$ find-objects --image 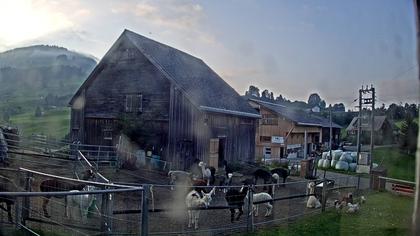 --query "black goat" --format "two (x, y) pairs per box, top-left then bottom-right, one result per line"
(253, 169), (272, 189)
(270, 168), (290, 186)
(0, 175), (18, 223)
(225, 185), (249, 222)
